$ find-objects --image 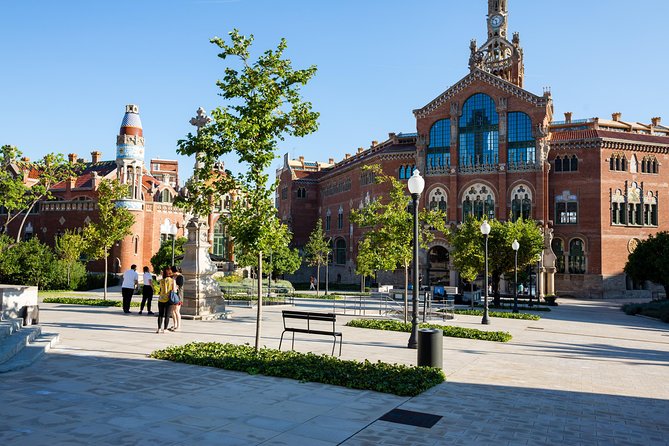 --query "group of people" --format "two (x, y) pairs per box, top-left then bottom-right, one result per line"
(120, 264), (184, 333)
